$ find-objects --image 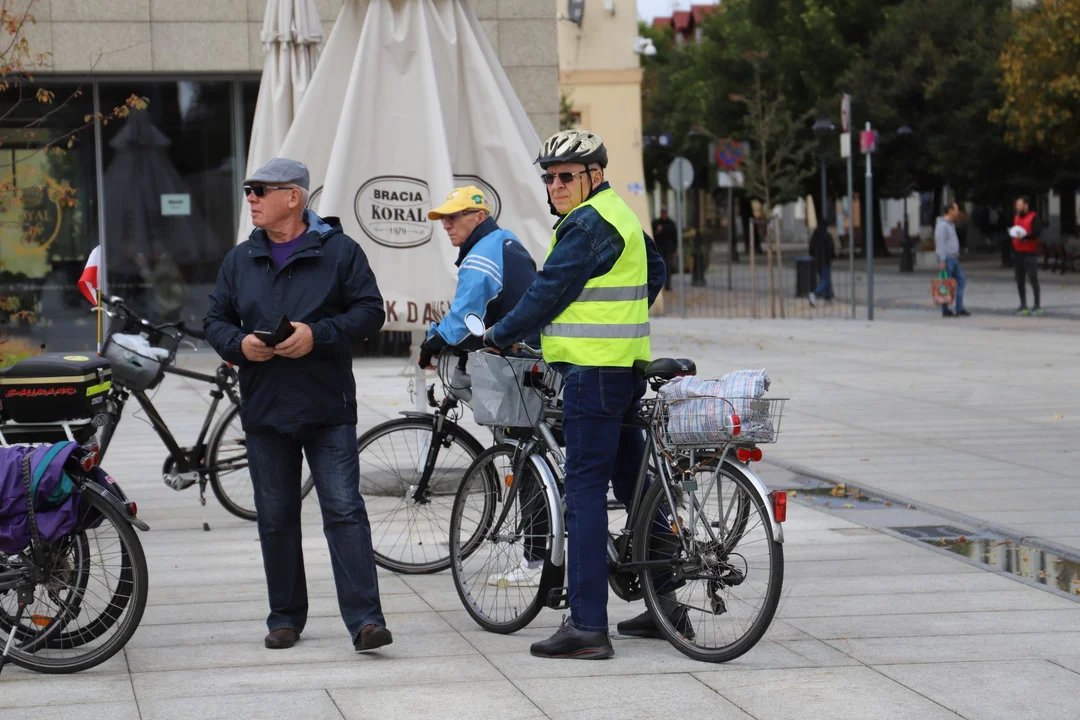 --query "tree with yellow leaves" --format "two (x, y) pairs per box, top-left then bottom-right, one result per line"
(994, 0), (1080, 159)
